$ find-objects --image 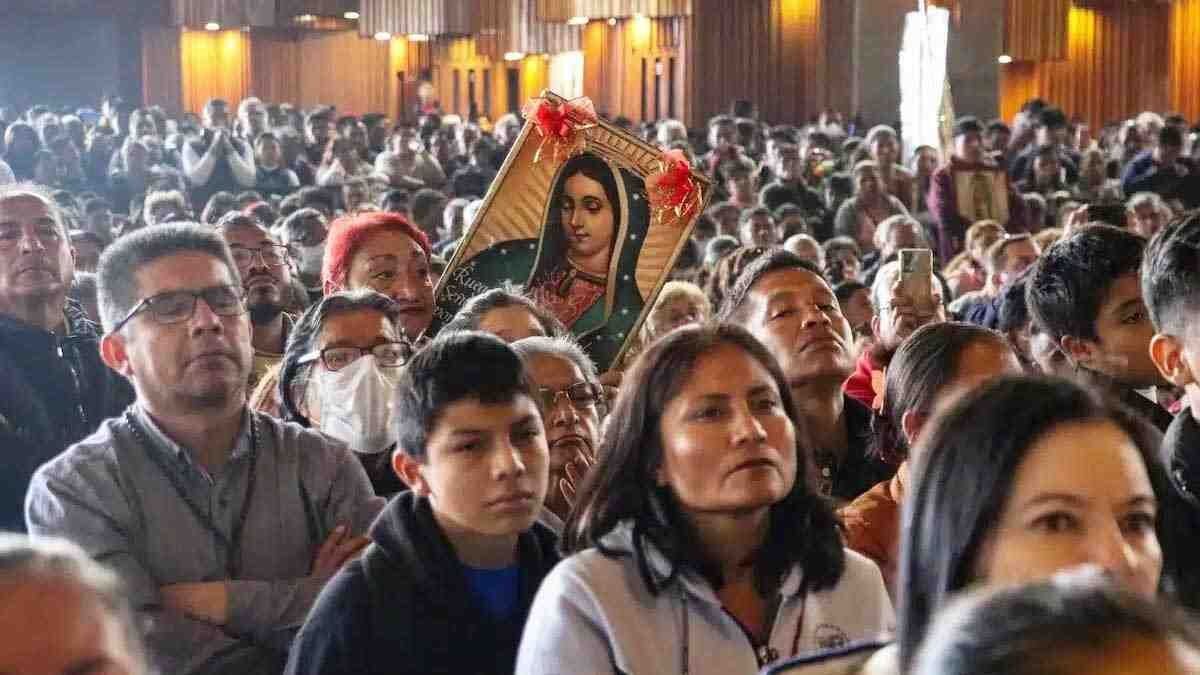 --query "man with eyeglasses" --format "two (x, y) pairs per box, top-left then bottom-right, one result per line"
(26, 223), (384, 675)
(0, 184), (133, 532)
(217, 213), (297, 391)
